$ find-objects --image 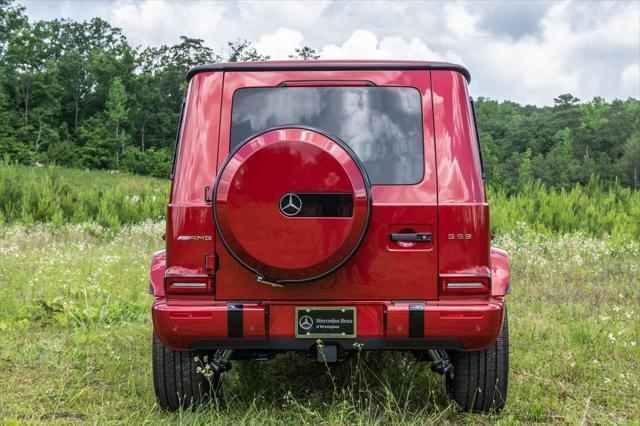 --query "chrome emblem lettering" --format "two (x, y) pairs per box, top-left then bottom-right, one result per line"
(177, 235), (213, 241)
(448, 233), (472, 240)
